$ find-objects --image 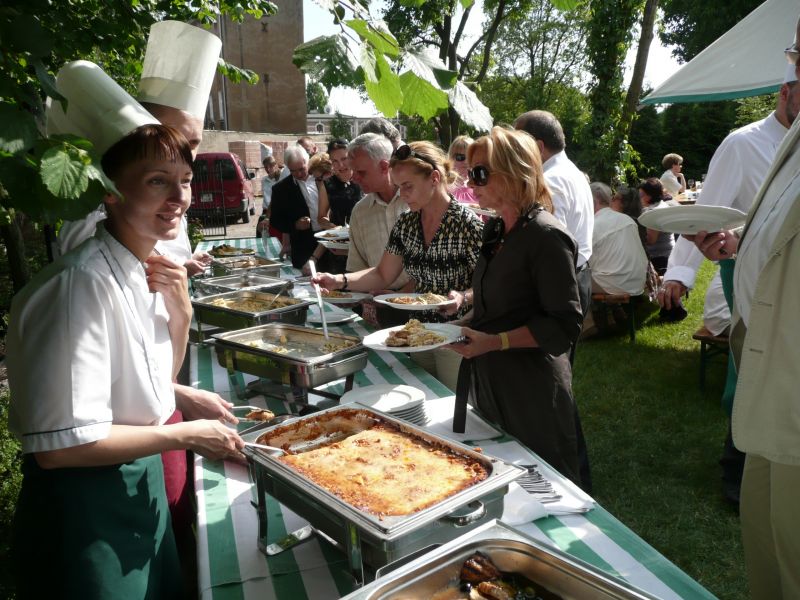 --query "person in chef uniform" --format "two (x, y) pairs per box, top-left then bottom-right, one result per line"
(50, 21), (235, 592)
(8, 60), (244, 599)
